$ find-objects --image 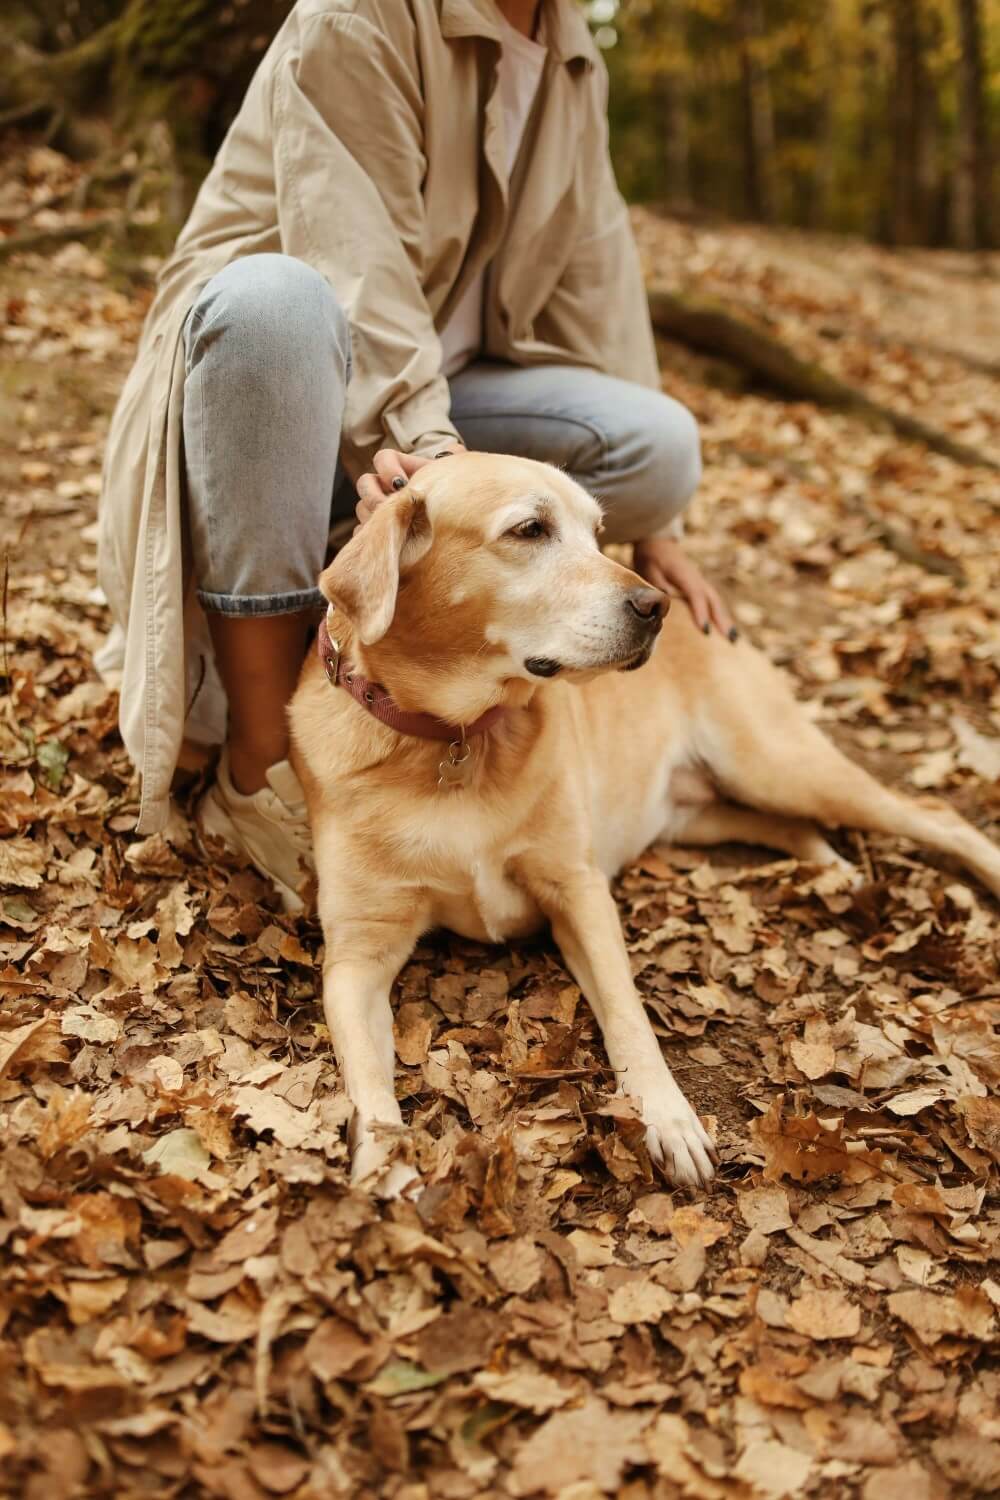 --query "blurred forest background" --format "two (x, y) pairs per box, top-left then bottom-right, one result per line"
(601, 0), (998, 249)
(0, 0), (996, 249)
